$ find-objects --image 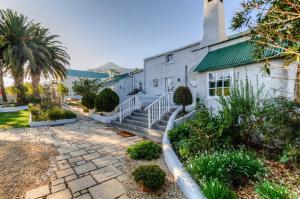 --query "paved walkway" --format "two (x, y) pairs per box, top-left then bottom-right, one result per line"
(0, 120), (143, 199)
